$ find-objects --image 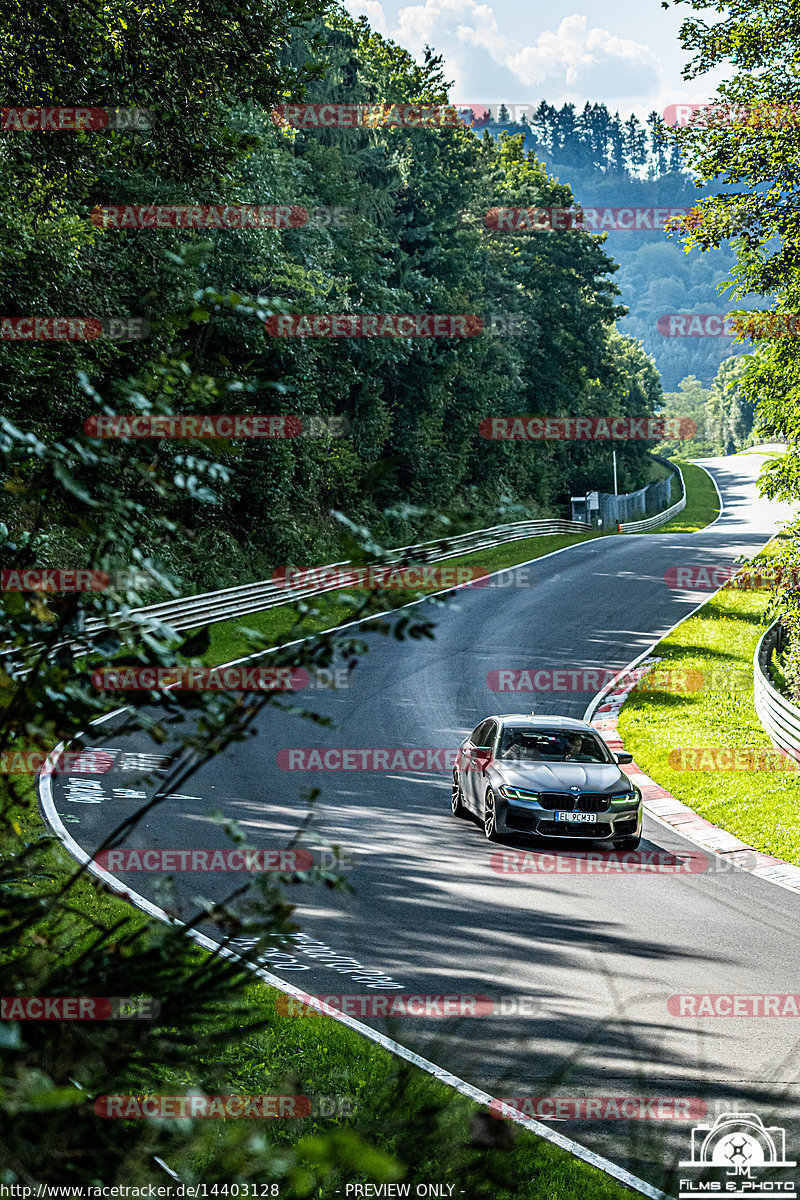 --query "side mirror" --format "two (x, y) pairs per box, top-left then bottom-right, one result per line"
(471, 748), (493, 770)
(614, 751), (633, 765)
